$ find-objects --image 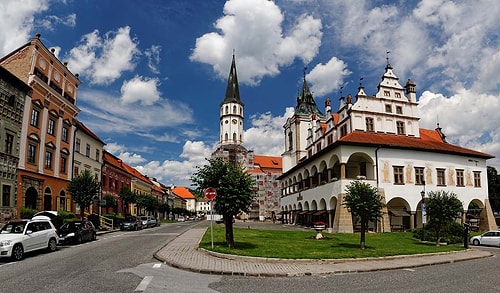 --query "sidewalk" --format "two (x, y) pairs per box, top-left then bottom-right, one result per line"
(154, 226), (493, 277)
